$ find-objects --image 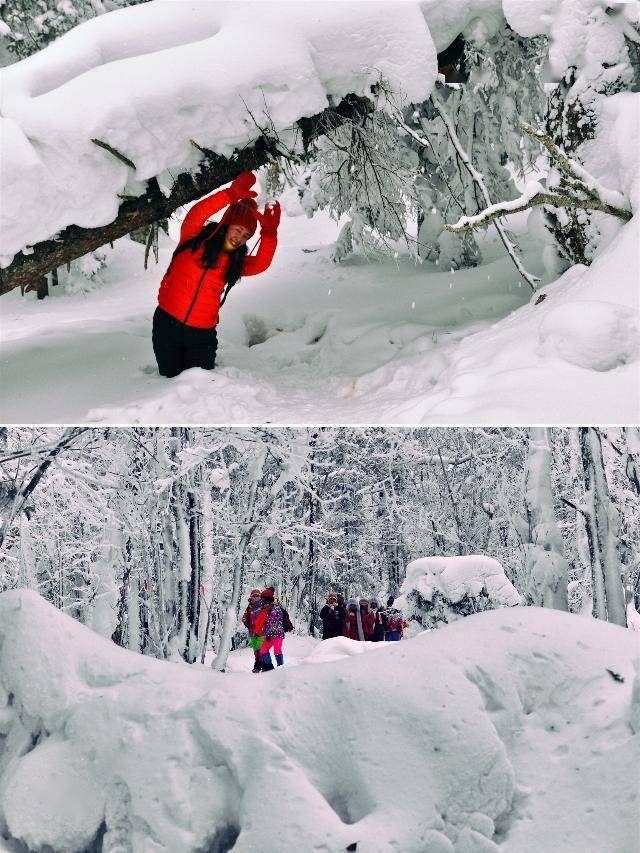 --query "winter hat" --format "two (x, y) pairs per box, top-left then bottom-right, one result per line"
(224, 198), (258, 237)
(249, 588), (261, 600)
(328, 592), (338, 603)
(347, 597), (358, 609)
(261, 586), (275, 602)
(369, 596), (379, 608)
(359, 598), (369, 608)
